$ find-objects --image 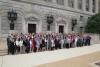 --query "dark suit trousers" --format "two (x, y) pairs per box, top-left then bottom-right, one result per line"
(66, 43), (69, 48)
(8, 46), (11, 54)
